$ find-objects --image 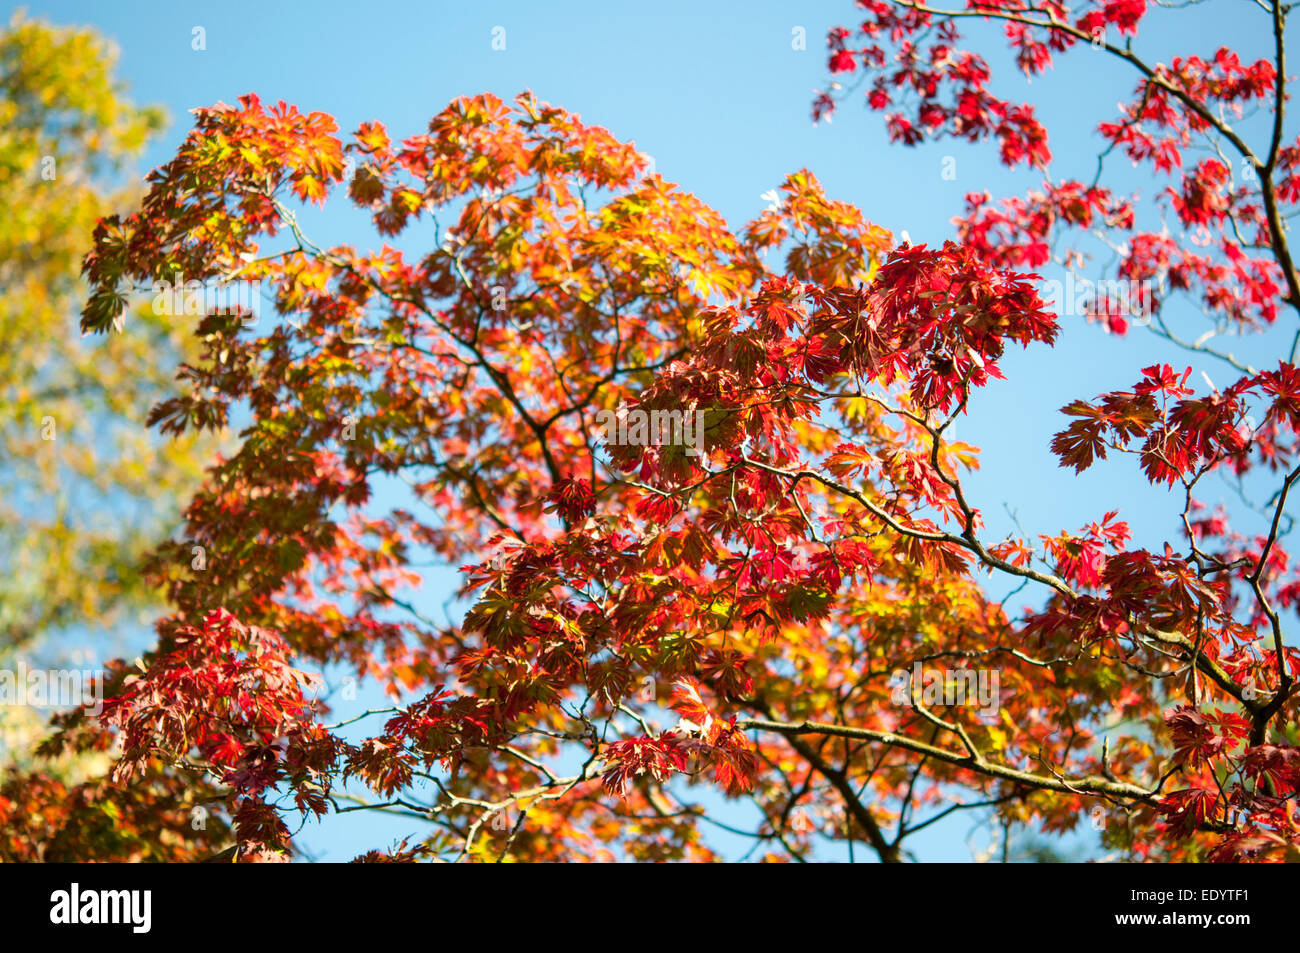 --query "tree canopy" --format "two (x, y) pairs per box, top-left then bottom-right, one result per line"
(4, 0), (1300, 864)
